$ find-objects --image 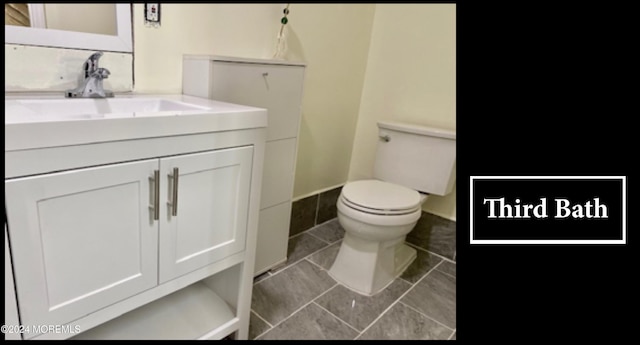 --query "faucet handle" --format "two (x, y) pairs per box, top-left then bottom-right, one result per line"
(83, 51), (104, 77)
(88, 51), (104, 62)
(92, 67), (110, 79)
